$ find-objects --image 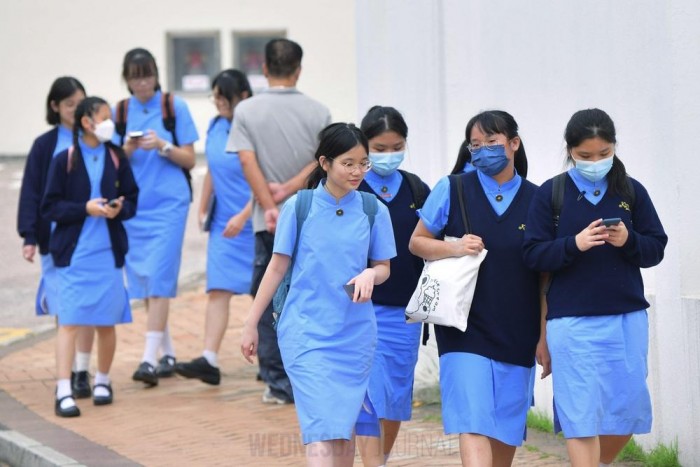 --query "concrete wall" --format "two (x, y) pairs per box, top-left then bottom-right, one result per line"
(356, 0), (699, 463)
(0, 0), (357, 156)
